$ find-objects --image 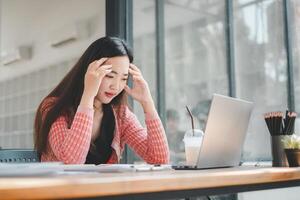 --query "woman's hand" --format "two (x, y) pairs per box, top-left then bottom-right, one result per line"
(124, 64), (156, 114)
(80, 58), (112, 108)
(83, 58), (112, 97)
